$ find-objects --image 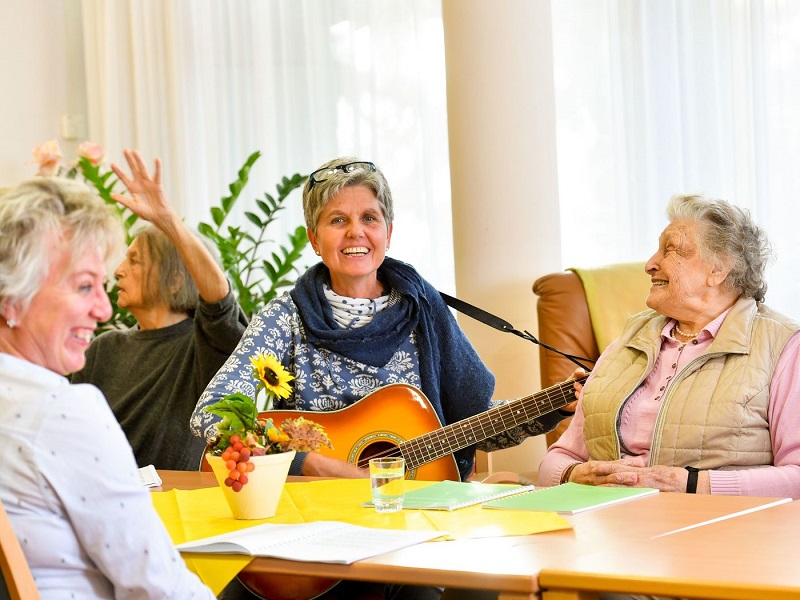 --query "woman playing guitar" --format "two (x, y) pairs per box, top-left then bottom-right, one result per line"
(191, 157), (577, 600)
